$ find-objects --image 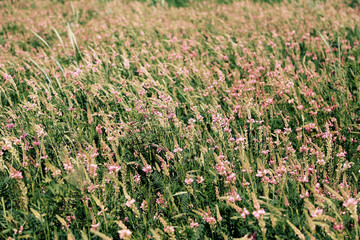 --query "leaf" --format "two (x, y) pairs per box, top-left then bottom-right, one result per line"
(67, 232), (76, 240)
(90, 230), (112, 240)
(317, 30), (337, 74)
(29, 58), (52, 86)
(52, 28), (64, 48)
(30, 208), (43, 223)
(18, 235), (32, 239)
(67, 22), (78, 54)
(80, 230), (89, 240)
(313, 221), (338, 240)
(173, 191), (188, 197)
(257, 199), (284, 215)
(92, 195), (104, 209)
(150, 229), (162, 240)
(233, 235), (253, 240)
(324, 184), (344, 201)
(286, 220), (305, 240)
(56, 215), (67, 226)
(192, 209), (205, 217)
(173, 213), (186, 218)
(31, 30), (52, 51)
